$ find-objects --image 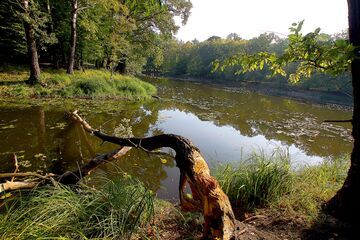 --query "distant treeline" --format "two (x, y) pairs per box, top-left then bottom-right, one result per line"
(145, 32), (352, 94)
